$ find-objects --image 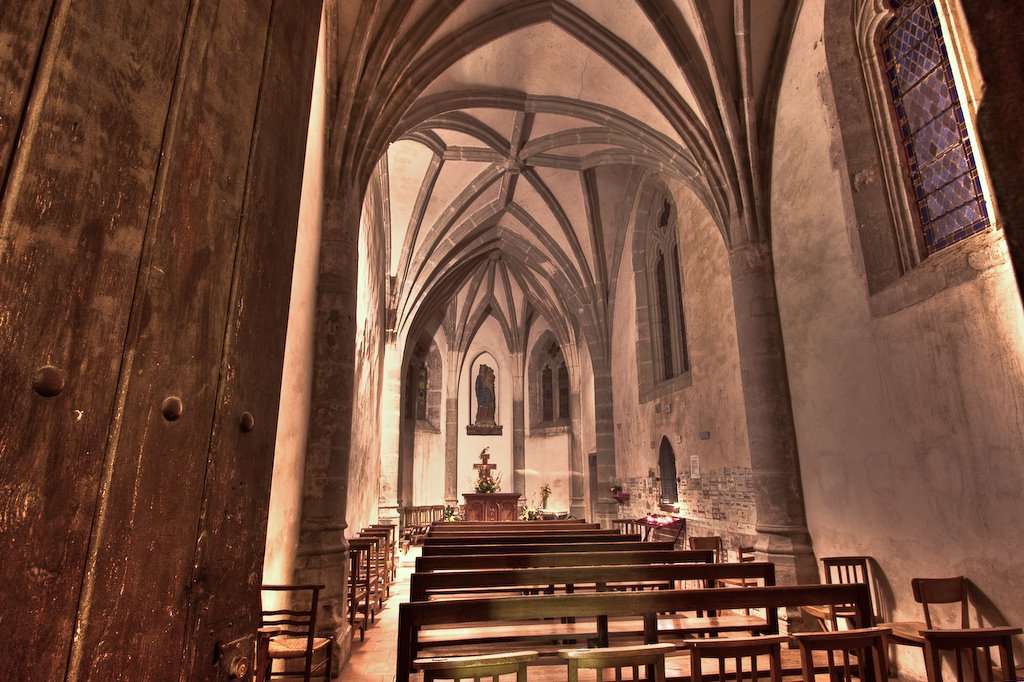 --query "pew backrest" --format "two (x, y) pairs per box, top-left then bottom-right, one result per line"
(415, 548), (709, 572)
(410, 561), (776, 602)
